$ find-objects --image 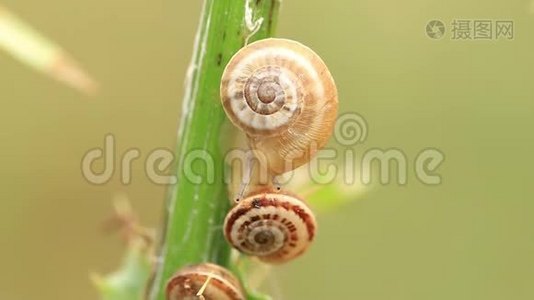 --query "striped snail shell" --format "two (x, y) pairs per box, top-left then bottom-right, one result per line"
(223, 189), (316, 264)
(166, 263), (245, 300)
(220, 38), (338, 175)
